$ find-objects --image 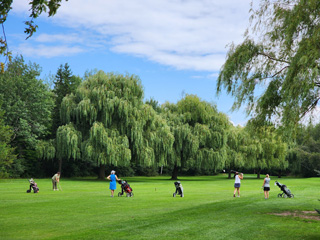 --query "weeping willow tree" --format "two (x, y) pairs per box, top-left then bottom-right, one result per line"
(244, 123), (288, 178)
(224, 125), (247, 178)
(55, 71), (173, 178)
(36, 139), (56, 161)
(162, 95), (229, 179)
(217, 0), (320, 138)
